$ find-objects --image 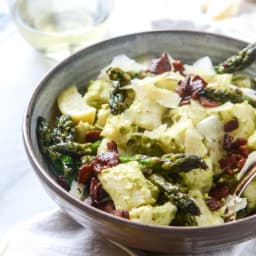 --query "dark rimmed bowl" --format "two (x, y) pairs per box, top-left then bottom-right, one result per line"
(23, 31), (256, 254)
